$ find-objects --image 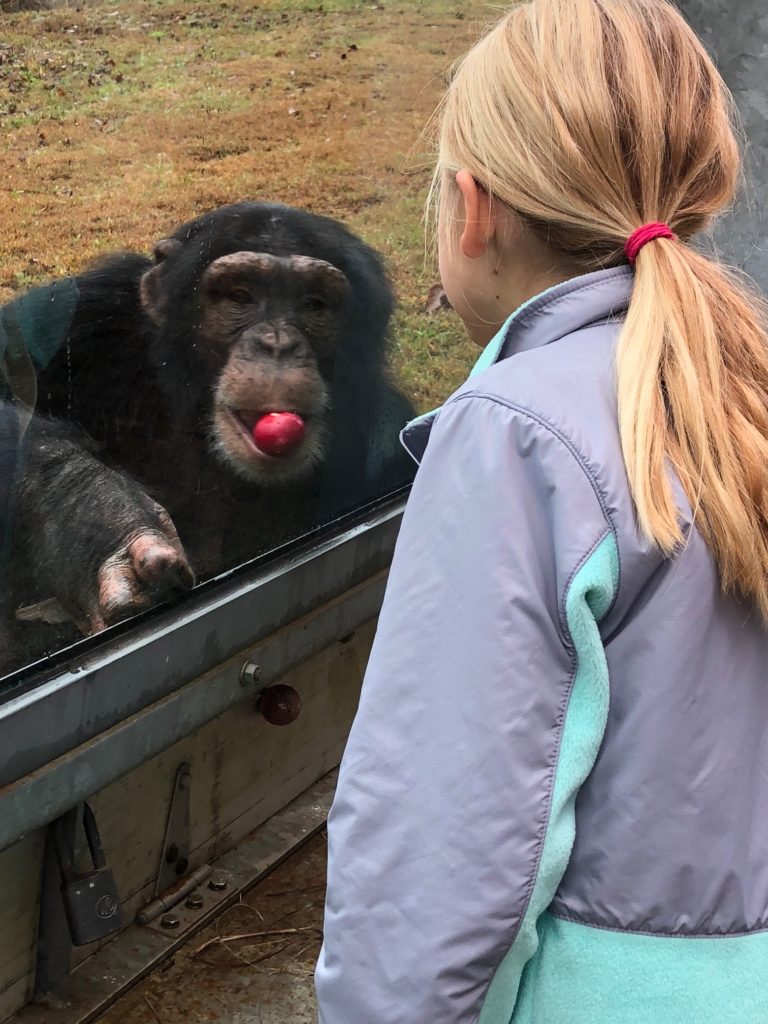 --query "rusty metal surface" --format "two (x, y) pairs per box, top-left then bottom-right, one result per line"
(96, 833), (327, 1024)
